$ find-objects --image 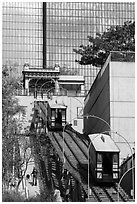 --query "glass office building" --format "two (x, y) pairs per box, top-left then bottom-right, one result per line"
(2, 2), (43, 76)
(2, 2), (135, 90)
